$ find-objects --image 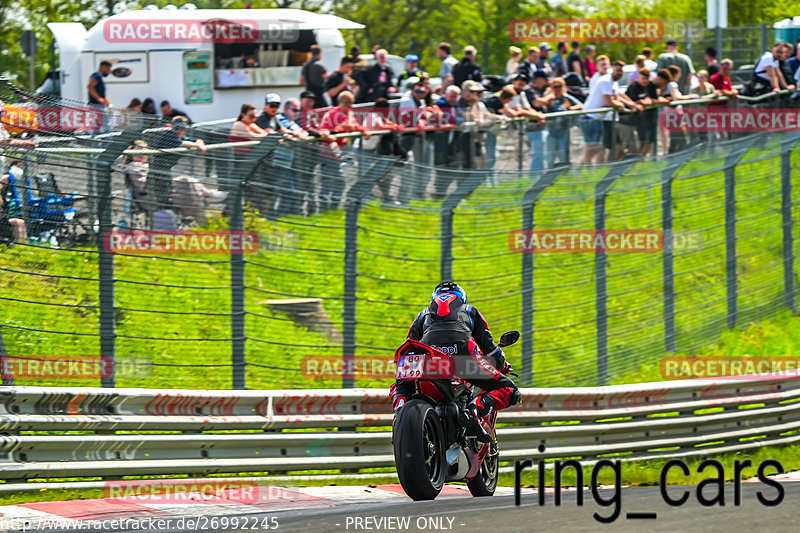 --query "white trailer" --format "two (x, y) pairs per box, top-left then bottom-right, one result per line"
(46, 6), (364, 123)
